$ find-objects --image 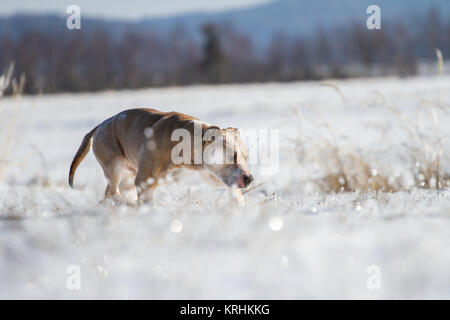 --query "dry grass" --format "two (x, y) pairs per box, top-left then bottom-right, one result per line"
(290, 80), (449, 194)
(0, 63), (27, 180)
(436, 49), (444, 74)
(317, 146), (399, 193)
